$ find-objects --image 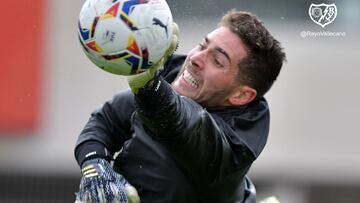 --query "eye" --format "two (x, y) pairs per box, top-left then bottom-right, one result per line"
(198, 42), (206, 50)
(214, 57), (224, 68)
(198, 38), (207, 51)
